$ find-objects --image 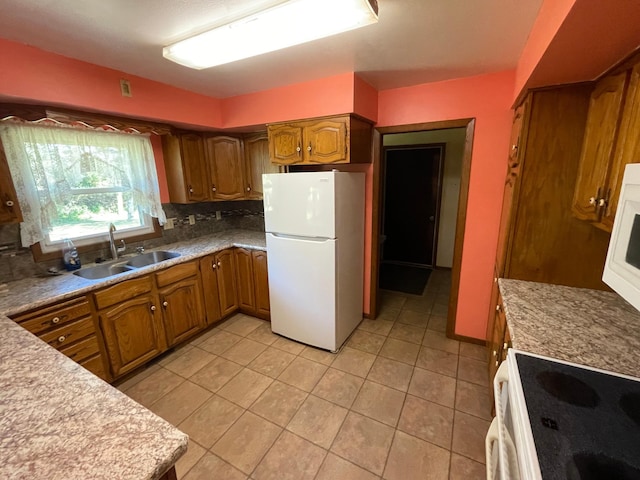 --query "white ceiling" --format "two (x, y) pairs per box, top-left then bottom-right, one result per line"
(0, 0), (543, 98)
